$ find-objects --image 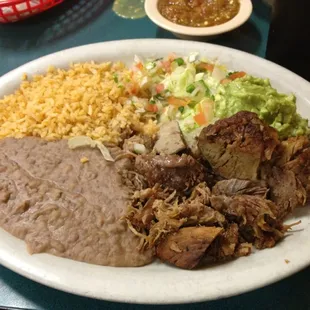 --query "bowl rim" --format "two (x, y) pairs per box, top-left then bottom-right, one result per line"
(144, 0), (253, 36)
